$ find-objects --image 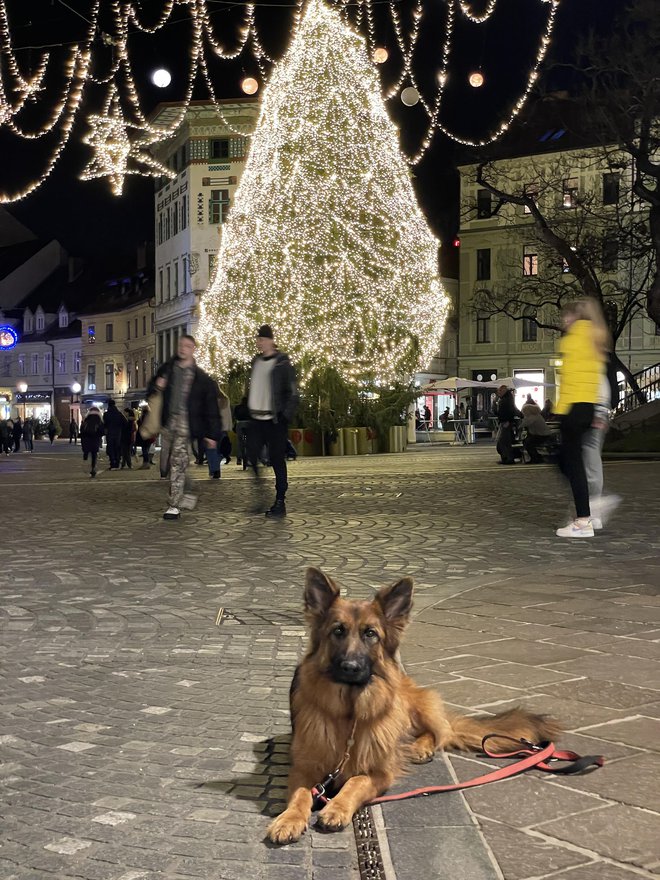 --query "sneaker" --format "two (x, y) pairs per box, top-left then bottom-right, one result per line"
(212, 471), (220, 479)
(180, 494), (197, 510)
(556, 520), (595, 538)
(163, 506), (180, 520)
(590, 494), (621, 525)
(90, 470), (96, 478)
(265, 499), (287, 519)
(591, 517), (603, 530)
